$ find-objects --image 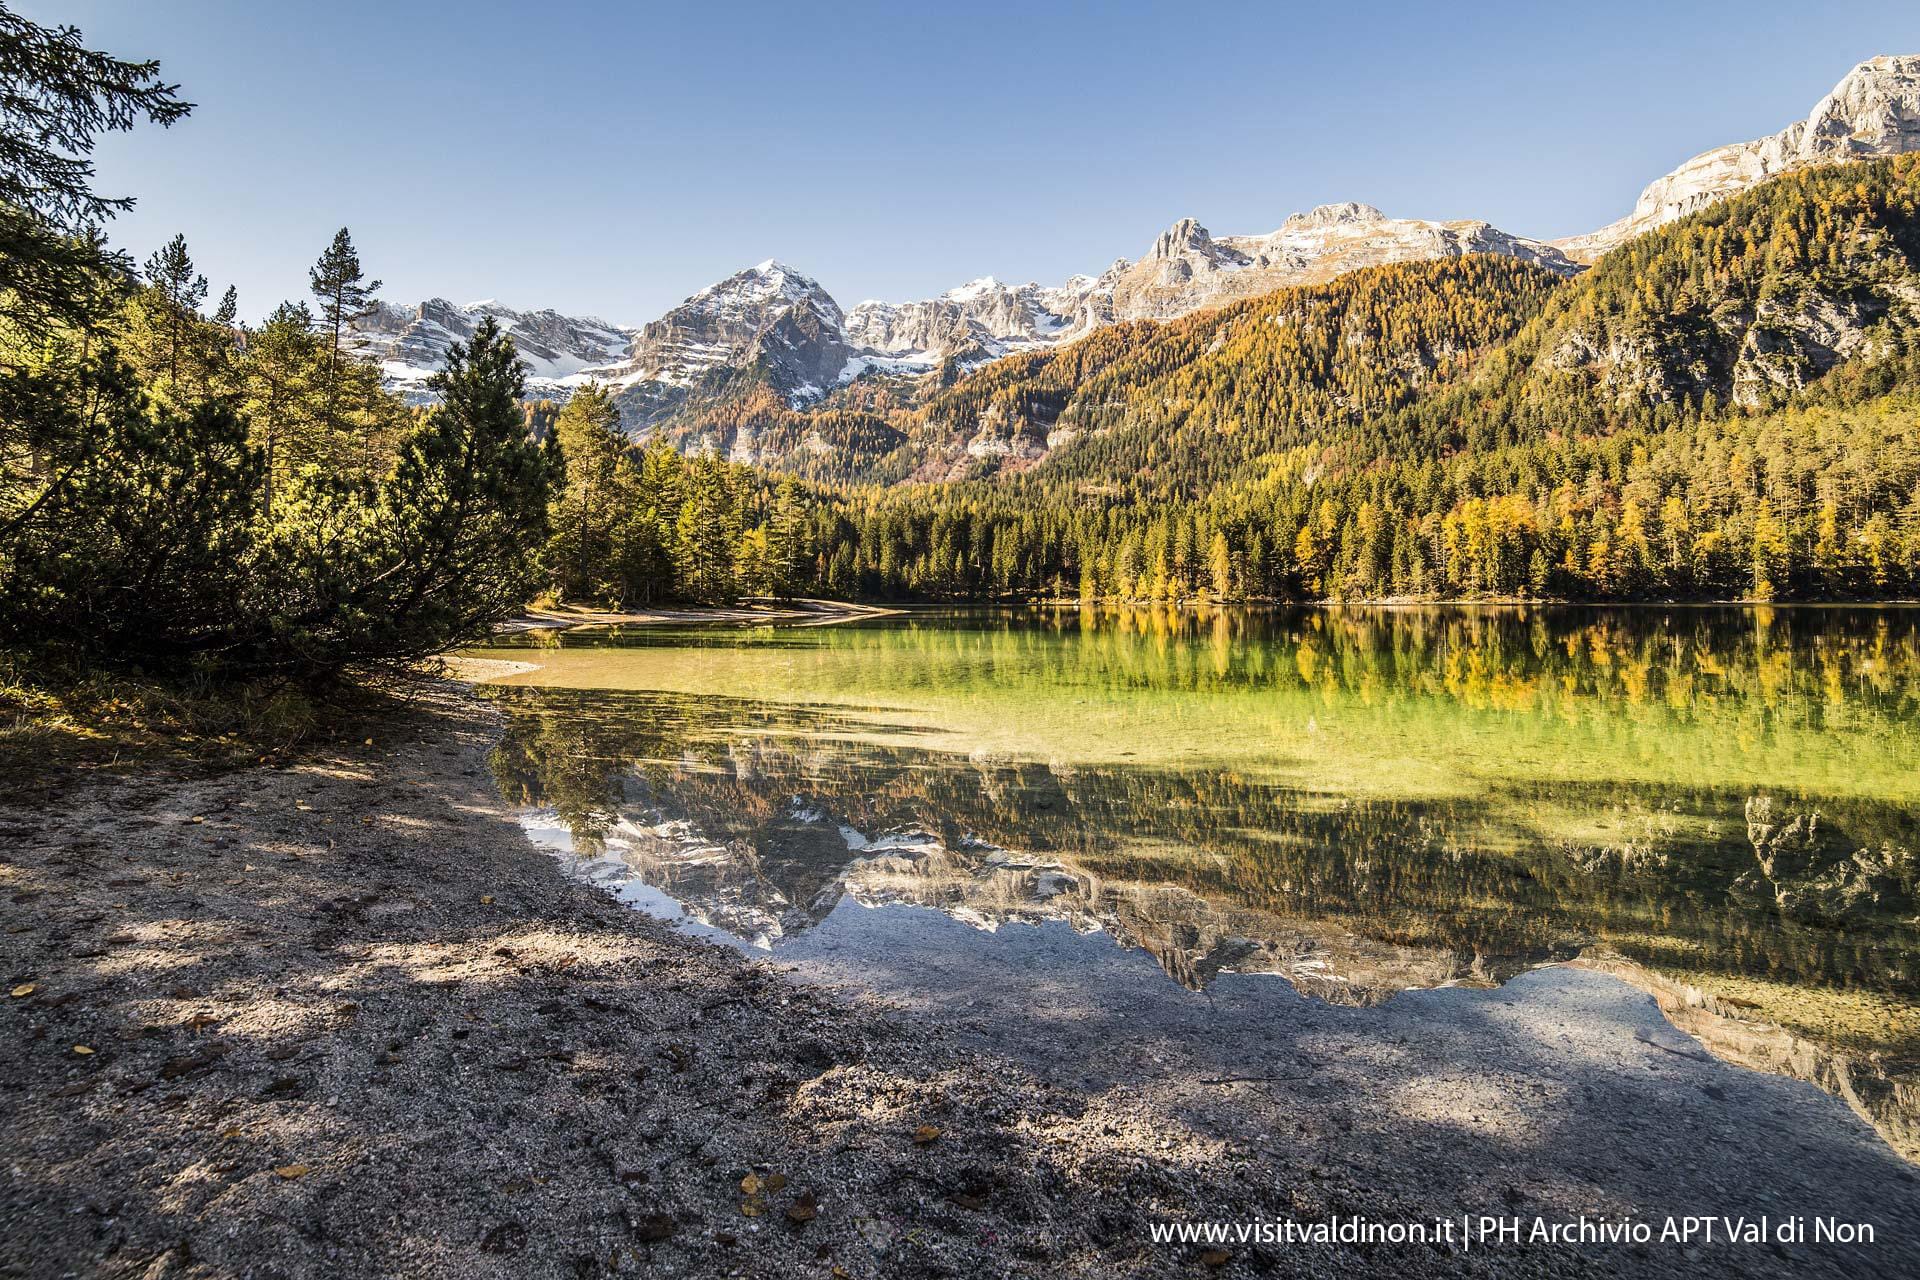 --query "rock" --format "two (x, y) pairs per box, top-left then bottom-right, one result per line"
(844, 272), (1110, 365)
(1106, 205), (1576, 323)
(599, 261), (853, 434)
(478, 1221), (528, 1255)
(351, 300), (631, 405)
(1558, 55), (1920, 260)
